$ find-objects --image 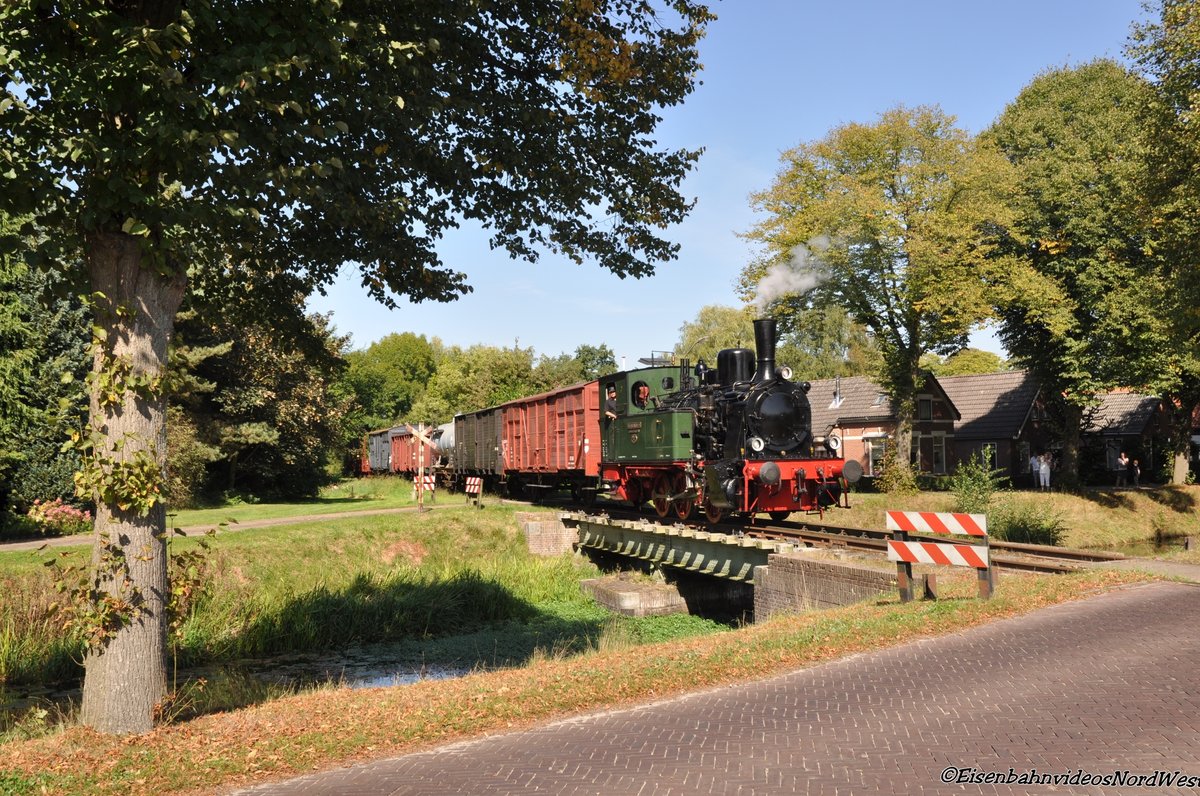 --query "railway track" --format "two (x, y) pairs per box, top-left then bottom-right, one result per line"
(559, 503), (1124, 576)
